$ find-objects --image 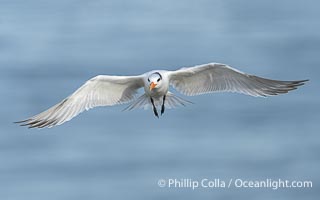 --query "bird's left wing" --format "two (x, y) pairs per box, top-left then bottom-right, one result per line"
(168, 63), (307, 97)
(16, 75), (144, 128)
